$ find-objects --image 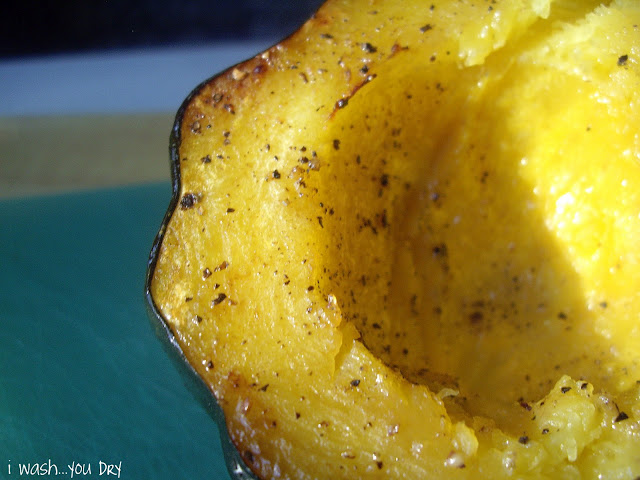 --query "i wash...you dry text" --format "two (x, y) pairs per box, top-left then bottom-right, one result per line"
(6, 459), (121, 478)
